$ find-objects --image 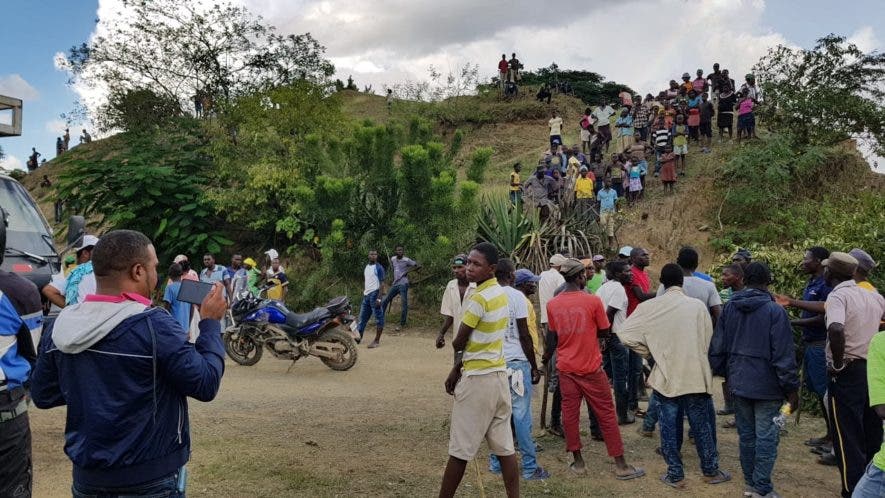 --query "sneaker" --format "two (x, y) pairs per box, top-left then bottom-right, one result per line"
(637, 426), (654, 438)
(817, 453), (837, 466)
(548, 425), (564, 438)
(525, 467), (551, 481)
